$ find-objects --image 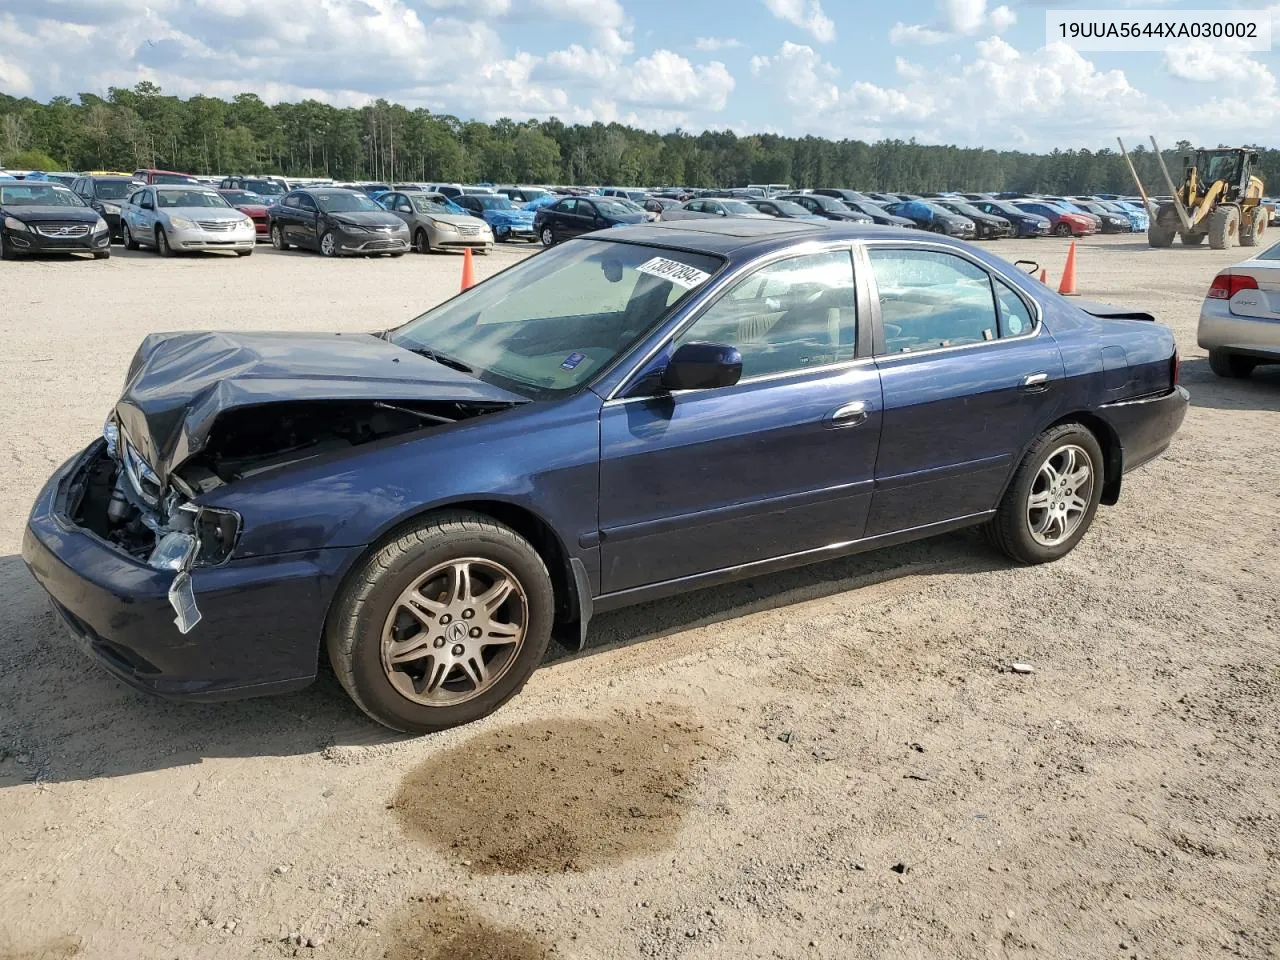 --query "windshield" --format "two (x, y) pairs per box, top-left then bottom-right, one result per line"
(221, 191), (263, 204)
(922, 202), (958, 217)
(0, 184), (85, 207)
(94, 181), (136, 200)
(152, 173), (199, 184)
(411, 195), (454, 215)
(767, 200), (812, 217)
(721, 200), (758, 215)
(594, 198), (641, 217)
(156, 189), (230, 209)
(475, 195), (515, 211)
(244, 180), (286, 197)
(315, 192), (382, 213)
(389, 239), (724, 399)
(941, 200), (985, 218)
(987, 201), (1024, 217)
